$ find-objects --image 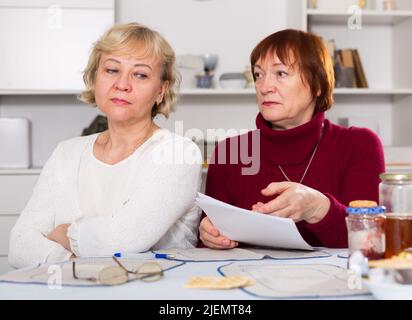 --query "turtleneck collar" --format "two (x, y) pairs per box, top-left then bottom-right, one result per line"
(256, 111), (325, 165)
